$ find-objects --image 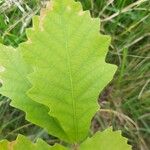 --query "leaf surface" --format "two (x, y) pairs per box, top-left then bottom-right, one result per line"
(0, 135), (66, 150)
(0, 0), (117, 144)
(0, 47), (67, 140)
(0, 129), (131, 150)
(80, 128), (132, 150)
(21, 0), (117, 143)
